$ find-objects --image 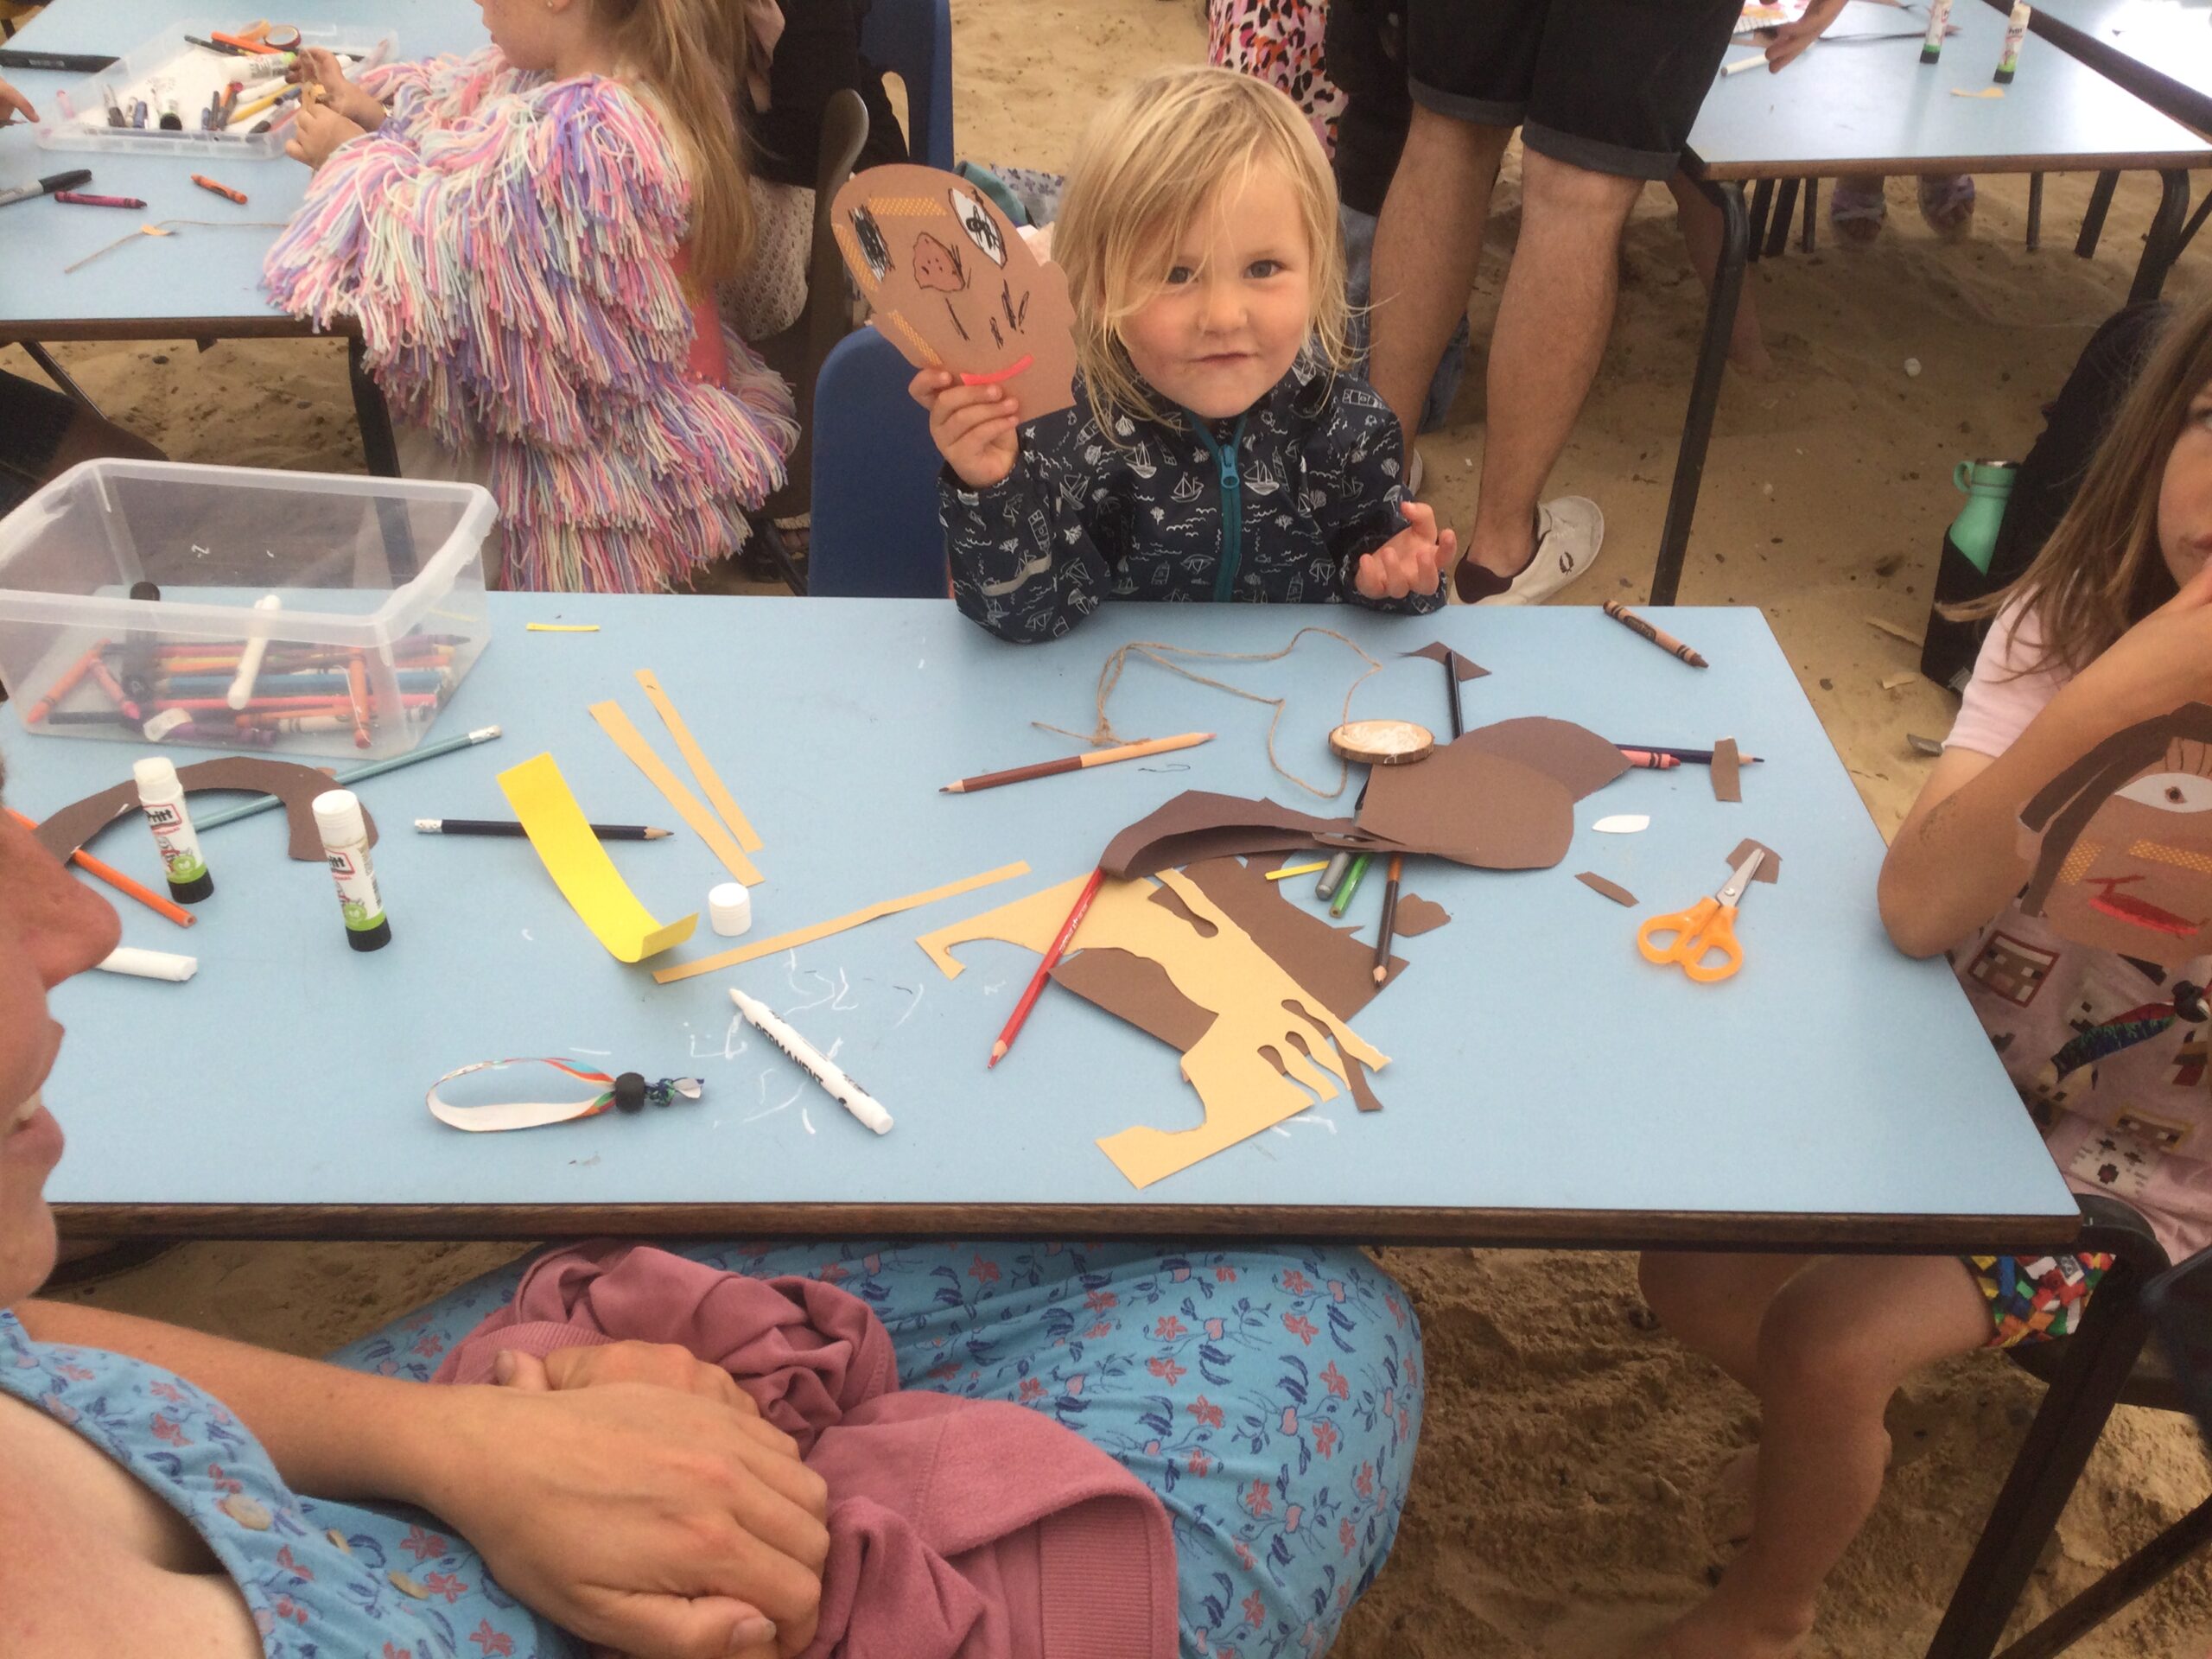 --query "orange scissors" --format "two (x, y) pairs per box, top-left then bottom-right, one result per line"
(1637, 847), (1766, 984)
